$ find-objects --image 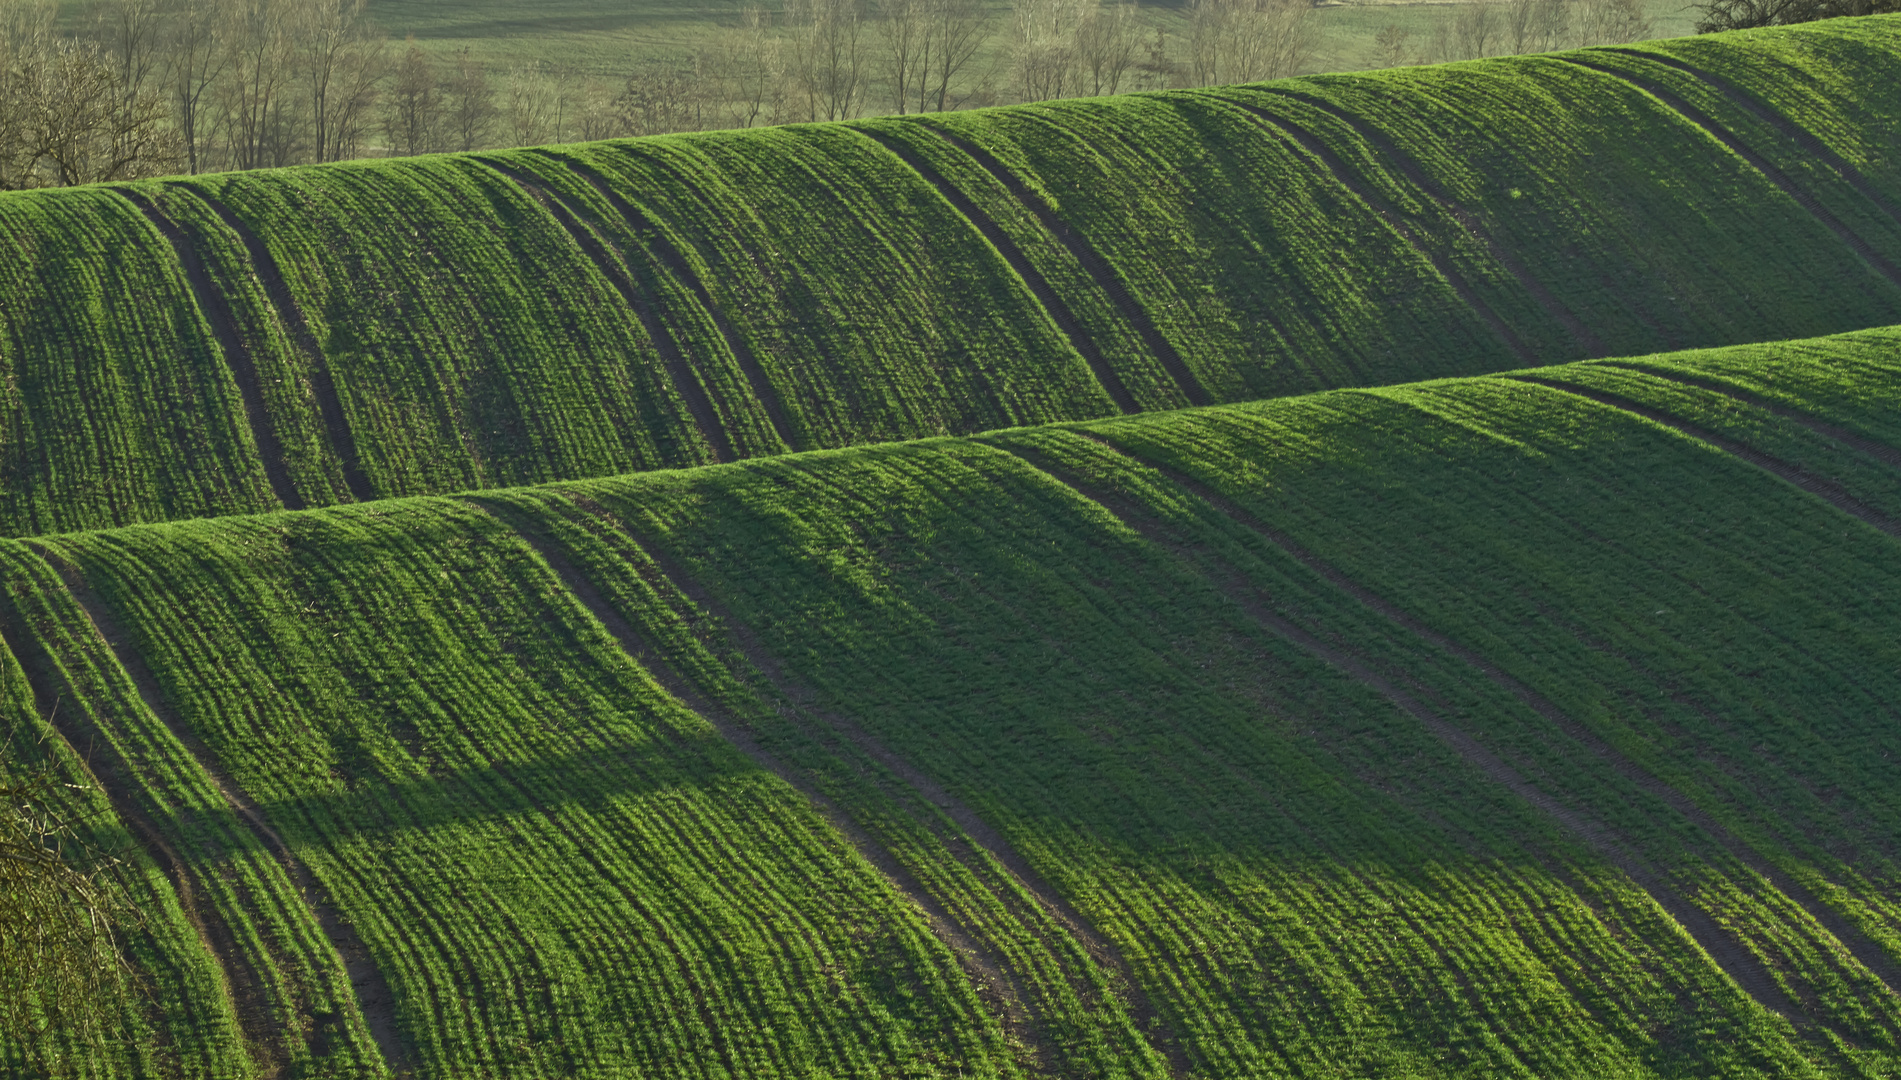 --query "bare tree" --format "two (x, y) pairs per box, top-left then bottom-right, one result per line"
(617, 56), (714, 136)
(0, 3), (178, 187)
(1074, 0), (1138, 96)
(1011, 0), (1086, 101)
(875, 0), (927, 113)
(1, 745), (136, 1065)
(716, 5), (789, 127)
(1451, 0), (1503, 59)
(921, 0), (988, 110)
(1693, 0), (1895, 30)
(290, 0), (382, 164)
(219, 0), (298, 169)
(1575, 0), (1654, 42)
(158, 0), (228, 172)
(382, 39), (436, 155)
(441, 48), (495, 151)
(1366, 22), (1412, 68)
(506, 62), (561, 146)
(1185, 0), (1315, 86)
(1503, 0), (1567, 53)
(788, 0), (865, 120)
